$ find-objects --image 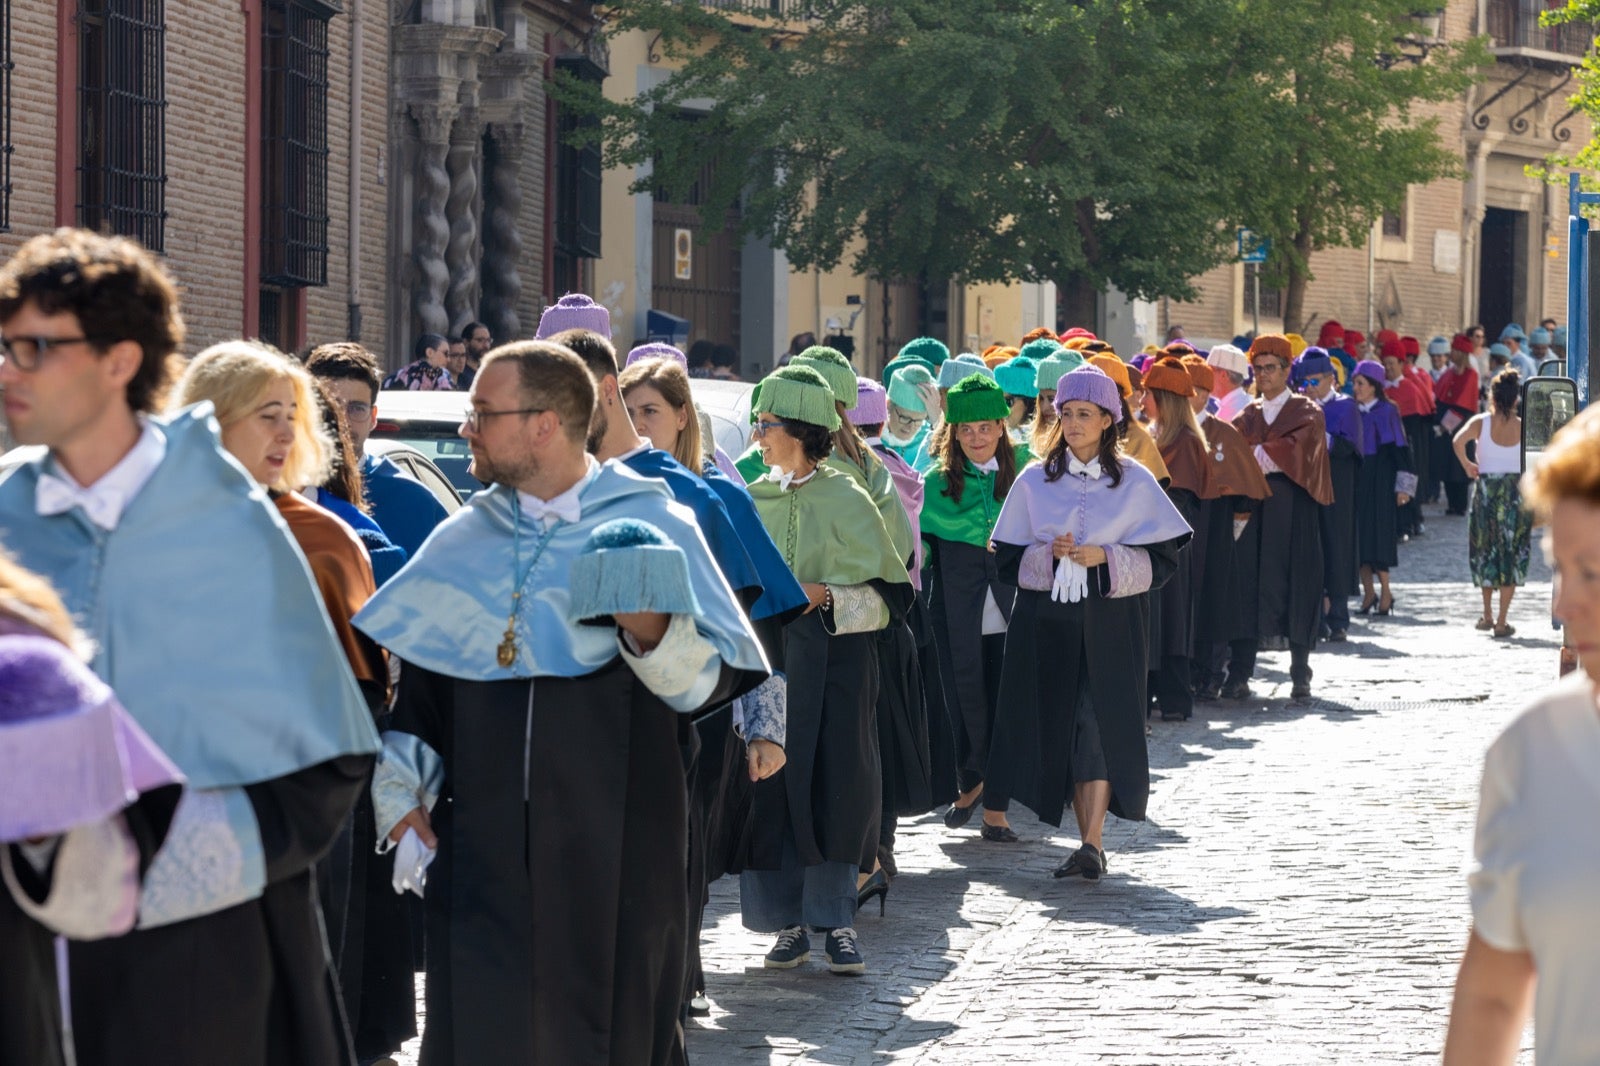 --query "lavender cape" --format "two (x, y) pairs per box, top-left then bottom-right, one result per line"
(991, 459), (1192, 560)
(871, 441), (926, 586)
